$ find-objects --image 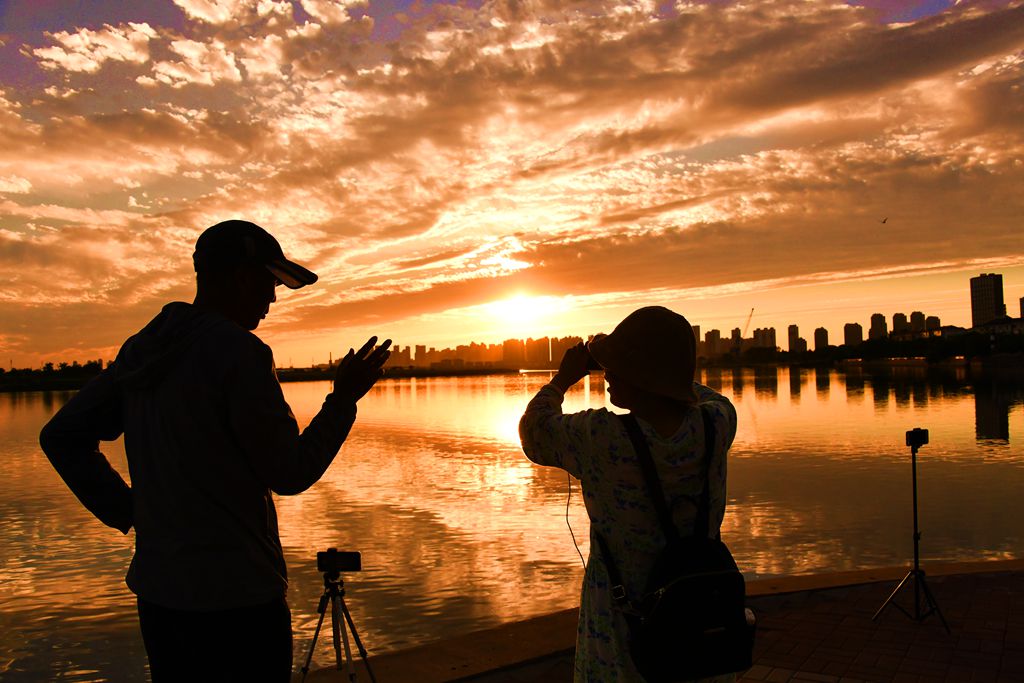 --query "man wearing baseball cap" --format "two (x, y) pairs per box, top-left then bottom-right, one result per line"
(40, 219), (390, 681)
